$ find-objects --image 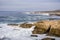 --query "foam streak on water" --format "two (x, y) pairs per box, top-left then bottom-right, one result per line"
(0, 24), (60, 40)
